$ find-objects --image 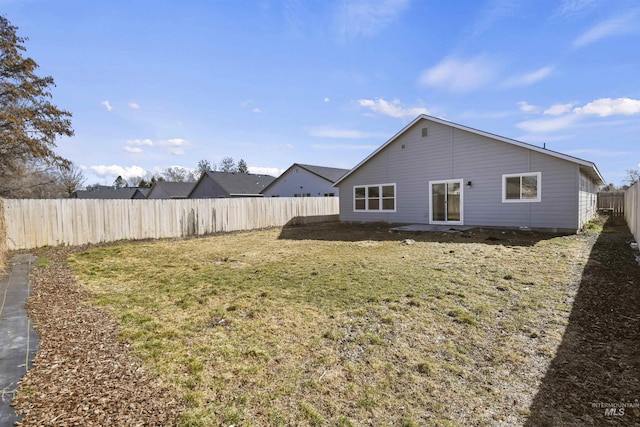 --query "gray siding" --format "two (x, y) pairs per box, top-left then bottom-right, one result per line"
(578, 170), (599, 227)
(263, 167), (338, 197)
(338, 118), (583, 230)
(190, 176), (229, 198)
